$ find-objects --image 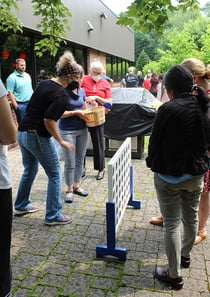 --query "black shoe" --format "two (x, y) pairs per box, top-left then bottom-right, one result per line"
(181, 256), (191, 268)
(96, 170), (105, 180)
(81, 168), (86, 178)
(73, 187), (88, 197)
(154, 266), (184, 290)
